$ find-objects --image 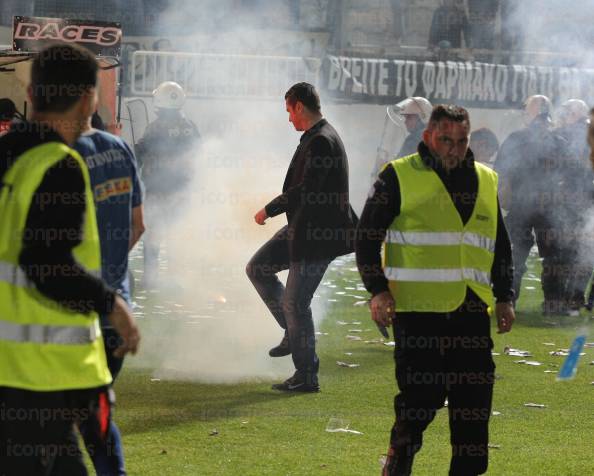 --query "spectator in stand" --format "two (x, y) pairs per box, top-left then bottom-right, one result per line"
(501, 0), (524, 52)
(470, 127), (499, 167)
(467, 0), (500, 50)
(429, 0), (471, 50)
